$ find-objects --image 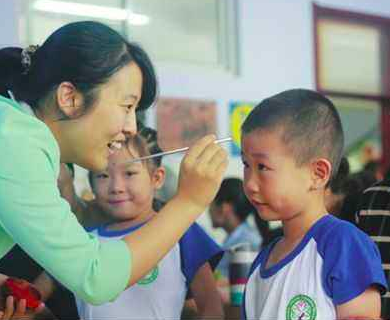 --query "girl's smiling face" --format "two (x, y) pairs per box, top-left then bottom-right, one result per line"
(92, 141), (164, 225)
